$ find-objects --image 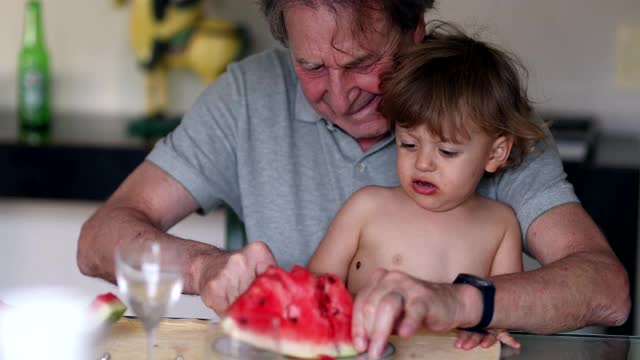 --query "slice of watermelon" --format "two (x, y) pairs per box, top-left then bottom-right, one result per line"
(222, 265), (357, 359)
(89, 292), (127, 325)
